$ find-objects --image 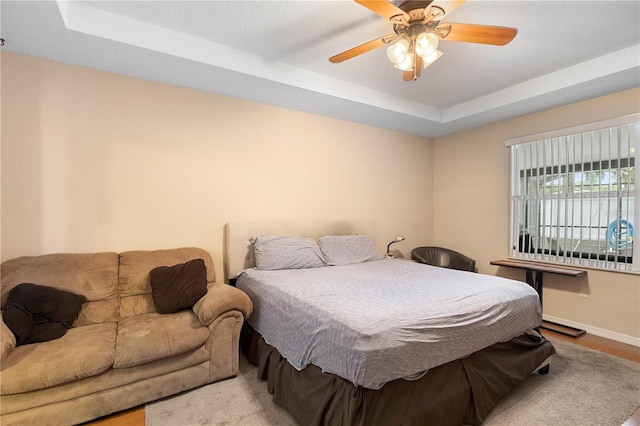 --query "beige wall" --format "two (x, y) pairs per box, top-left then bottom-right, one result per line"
(2, 52), (638, 344)
(1, 52), (433, 276)
(433, 88), (640, 343)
